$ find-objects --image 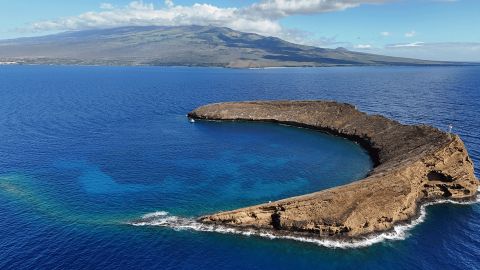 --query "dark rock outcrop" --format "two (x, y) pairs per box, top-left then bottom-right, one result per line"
(187, 100), (479, 238)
